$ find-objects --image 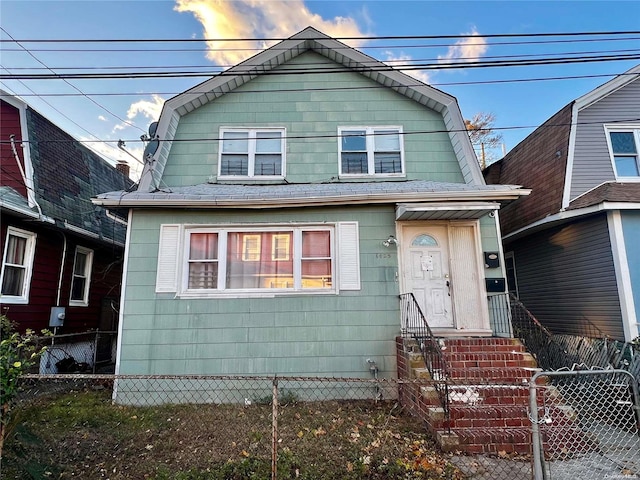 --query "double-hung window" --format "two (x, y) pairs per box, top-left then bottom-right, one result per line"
(606, 126), (640, 178)
(70, 246), (93, 306)
(219, 128), (285, 178)
(339, 126), (404, 176)
(0, 227), (37, 304)
(183, 227), (333, 292)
